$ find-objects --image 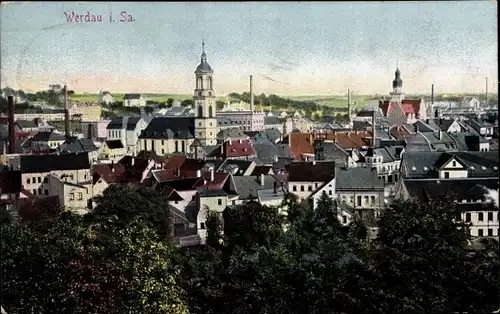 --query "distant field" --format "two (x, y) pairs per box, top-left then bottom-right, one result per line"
(288, 95), (378, 108)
